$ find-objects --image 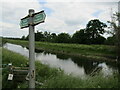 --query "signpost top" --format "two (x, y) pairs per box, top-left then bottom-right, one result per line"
(20, 10), (46, 29)
(33, 11), (46, 26)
